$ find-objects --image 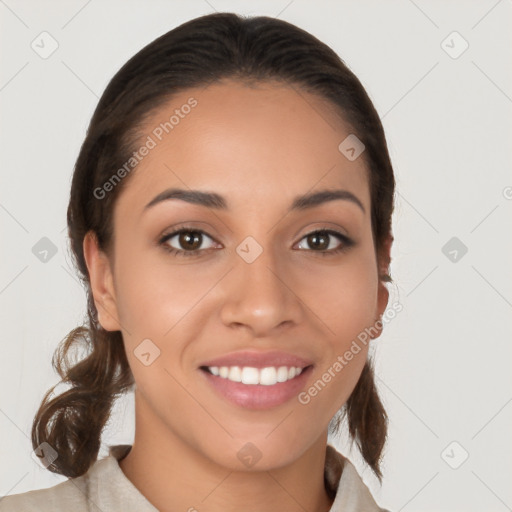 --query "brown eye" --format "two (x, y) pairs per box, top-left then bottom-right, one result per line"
(305, 232), (330, 250)
(159, 228), (217, 257)
(296, 229), (353, 254)
(177, 231), (202, 250)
